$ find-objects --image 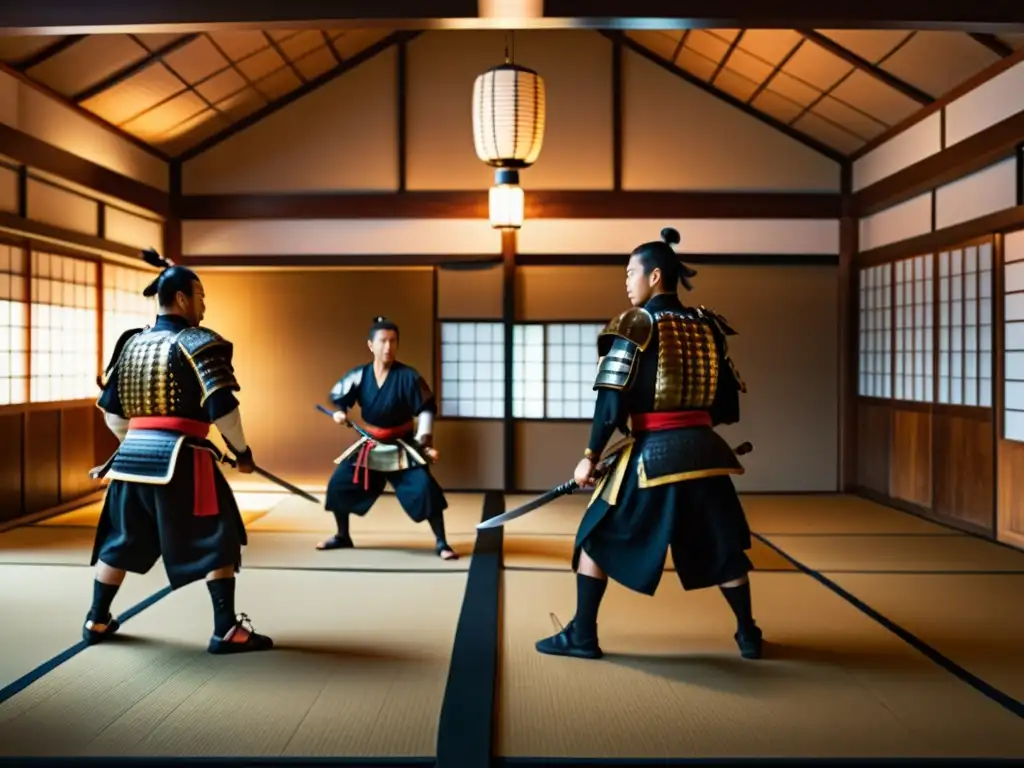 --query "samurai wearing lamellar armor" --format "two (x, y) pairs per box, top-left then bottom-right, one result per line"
(91, 317), (251, 590)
